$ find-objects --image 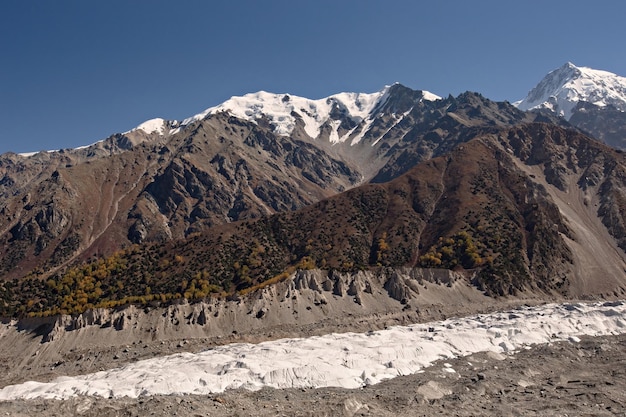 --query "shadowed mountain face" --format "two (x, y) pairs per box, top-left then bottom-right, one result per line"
(0, 85), (625, 317)
(568, 102), (626, 149)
